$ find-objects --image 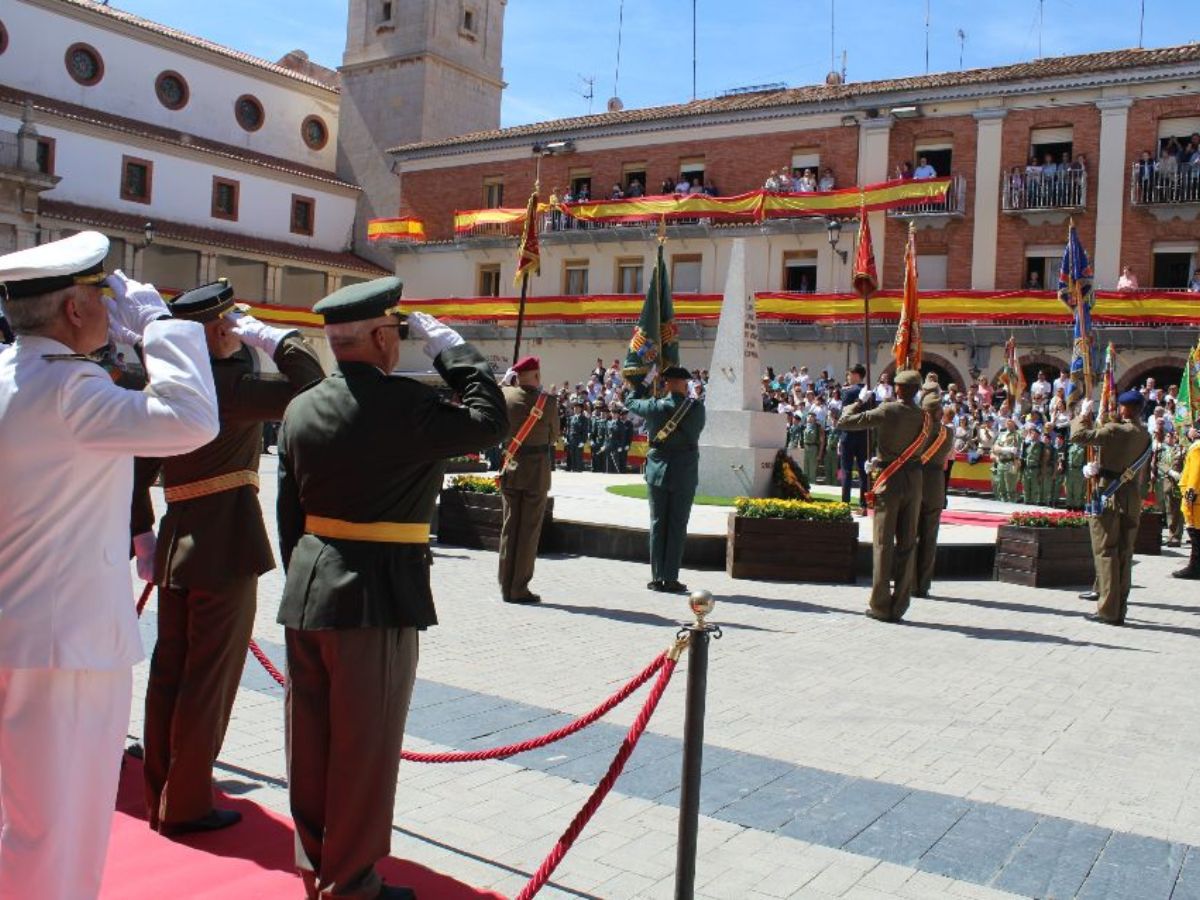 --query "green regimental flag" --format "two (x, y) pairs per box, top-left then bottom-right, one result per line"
(1177, 340), (1200, 429)
(622, 243), (678, 386)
